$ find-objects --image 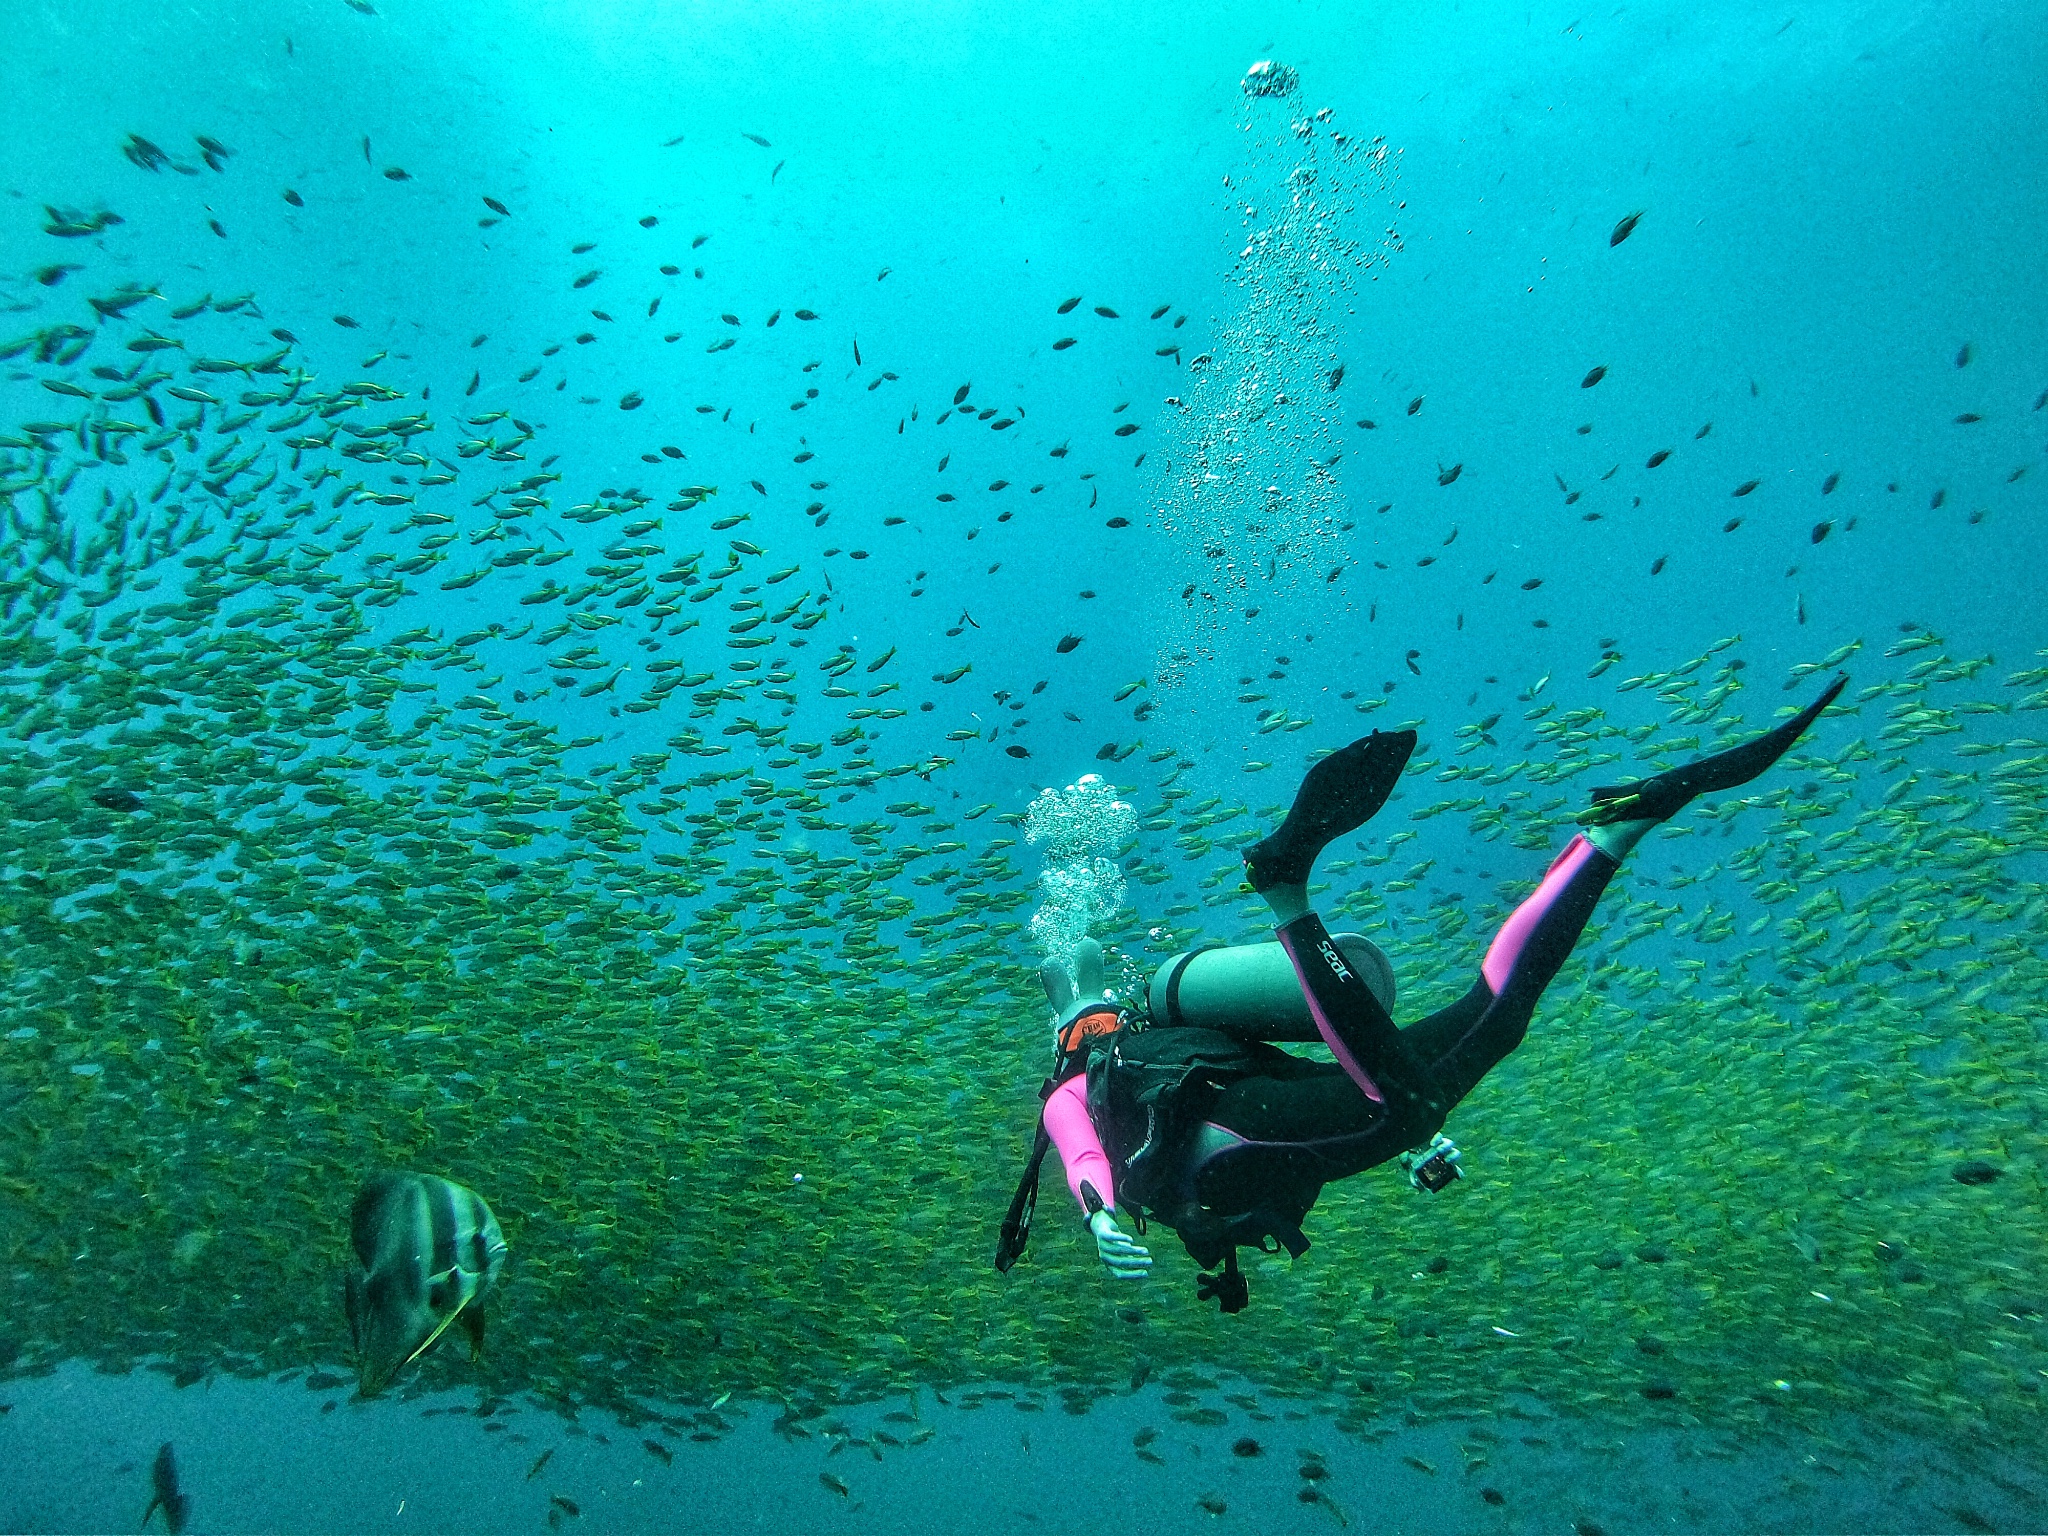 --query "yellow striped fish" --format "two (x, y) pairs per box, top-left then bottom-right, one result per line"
(344, 1172), (507, 1398)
